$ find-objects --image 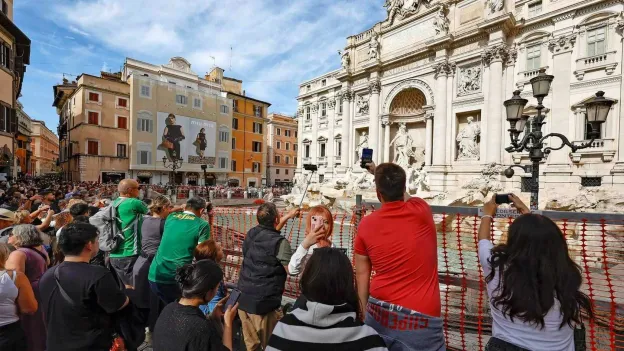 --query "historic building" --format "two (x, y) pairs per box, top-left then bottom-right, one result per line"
(15, 101), (31, 176)
(31, 120), (59, 176)
(54, 72), (130, 182)
(297, 0), (624, 193)
(267, 113), (298, 186)
(123, 57), (233, 185)
(0, 0), (30, 180)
